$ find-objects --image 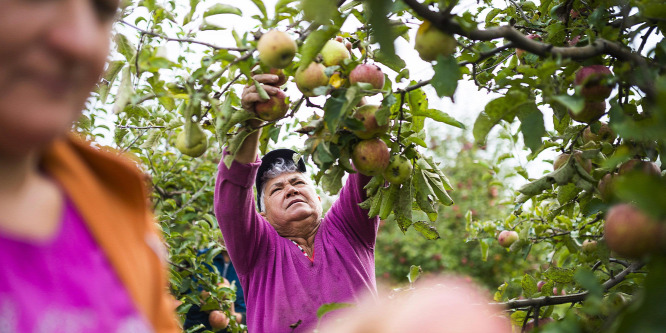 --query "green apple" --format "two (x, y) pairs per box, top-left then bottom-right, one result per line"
(498, 230), (519, 248)
(175, 123), (208, 157)
(383, 155), (413, 184)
